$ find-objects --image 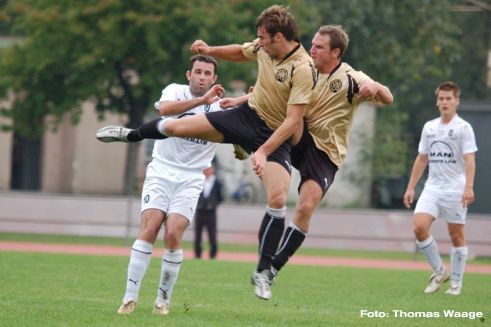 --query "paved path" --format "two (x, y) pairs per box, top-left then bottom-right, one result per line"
(1, 241), (491, 274)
